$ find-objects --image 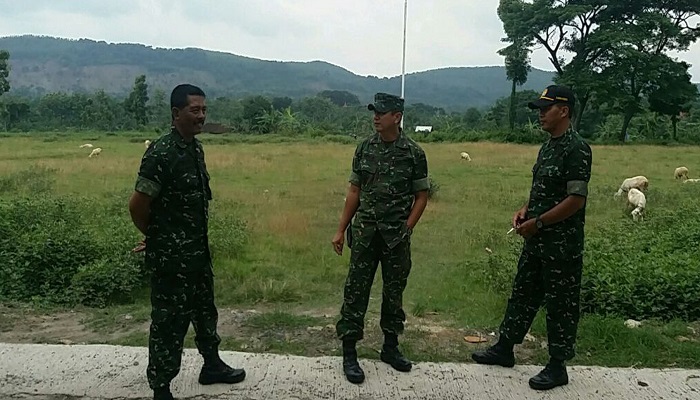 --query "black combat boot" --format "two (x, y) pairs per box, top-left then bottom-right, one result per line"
(153, 386), (174, 400)
(380, 333), (412, 372)
(198, 353), (246, 385)
(342, 339), (365, 384)
(471, 337), (515, 368)
(528, 358), (569, 390)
